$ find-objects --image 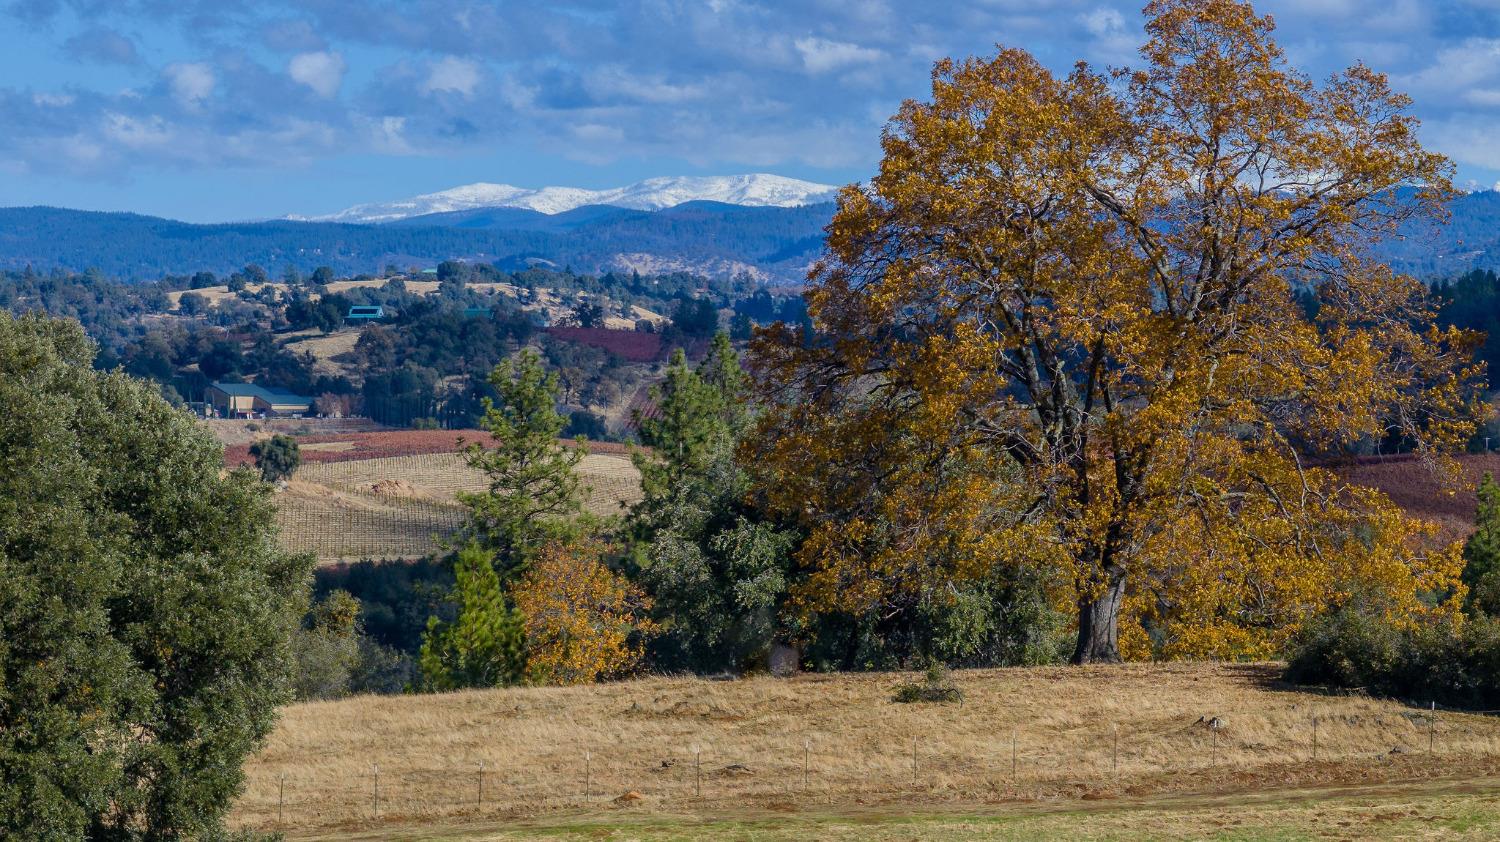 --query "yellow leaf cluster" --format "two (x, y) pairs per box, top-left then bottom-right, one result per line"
(511, 539), (659, 685)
